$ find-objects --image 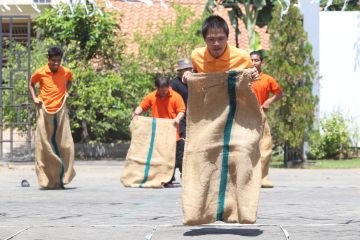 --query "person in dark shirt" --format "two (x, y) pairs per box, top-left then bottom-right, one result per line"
(170, 58), (192, 178)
